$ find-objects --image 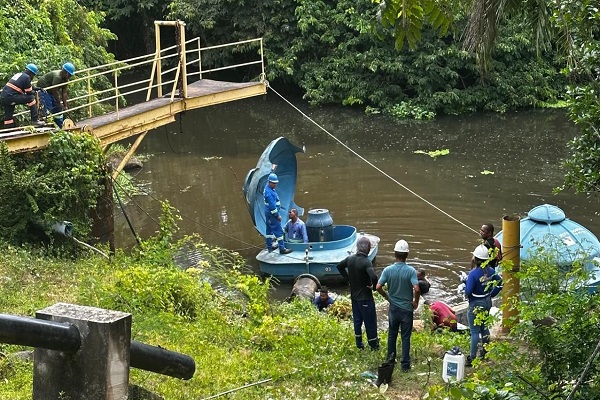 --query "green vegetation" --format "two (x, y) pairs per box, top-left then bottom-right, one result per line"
(414, 149), (450, 159)
(0, 0), (116, 79)
(0, 132), (105, 247)
(0, 210), (469, 399)
(168, 0), (564, 118)
(1, 205), (599, 399)
(554, 2), (600, 195)
(2, 0), (596, 195)
(0, 0), (117, 124)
